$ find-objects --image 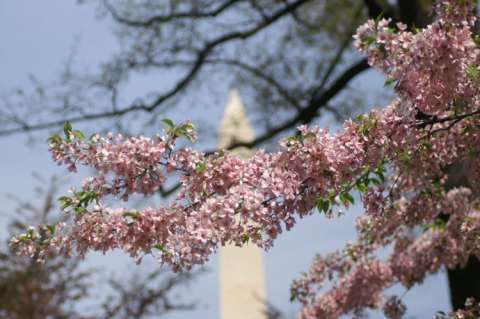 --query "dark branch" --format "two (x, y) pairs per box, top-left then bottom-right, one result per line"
(159, 184), (181, 197)
(101, 269), (200, 318)
(417, 109), (480, 136)
(206, 58), (370, 153)
(312, 3), (363, 98)
(362, 0), (388, 19)
(207, 58), (302, 110)
(302, 58), (370, 124)
(0, 0), (313, 137)
(398, 0), (426, 27)
(363, 0), (428, 28)
(104, 0), (243, 27)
